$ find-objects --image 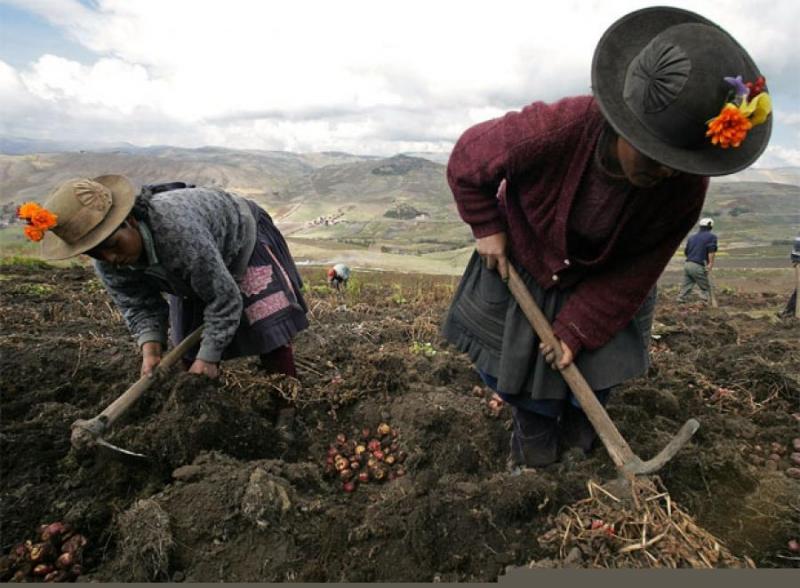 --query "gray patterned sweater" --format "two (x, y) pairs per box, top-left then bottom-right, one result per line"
(94, 187), (256, 362)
